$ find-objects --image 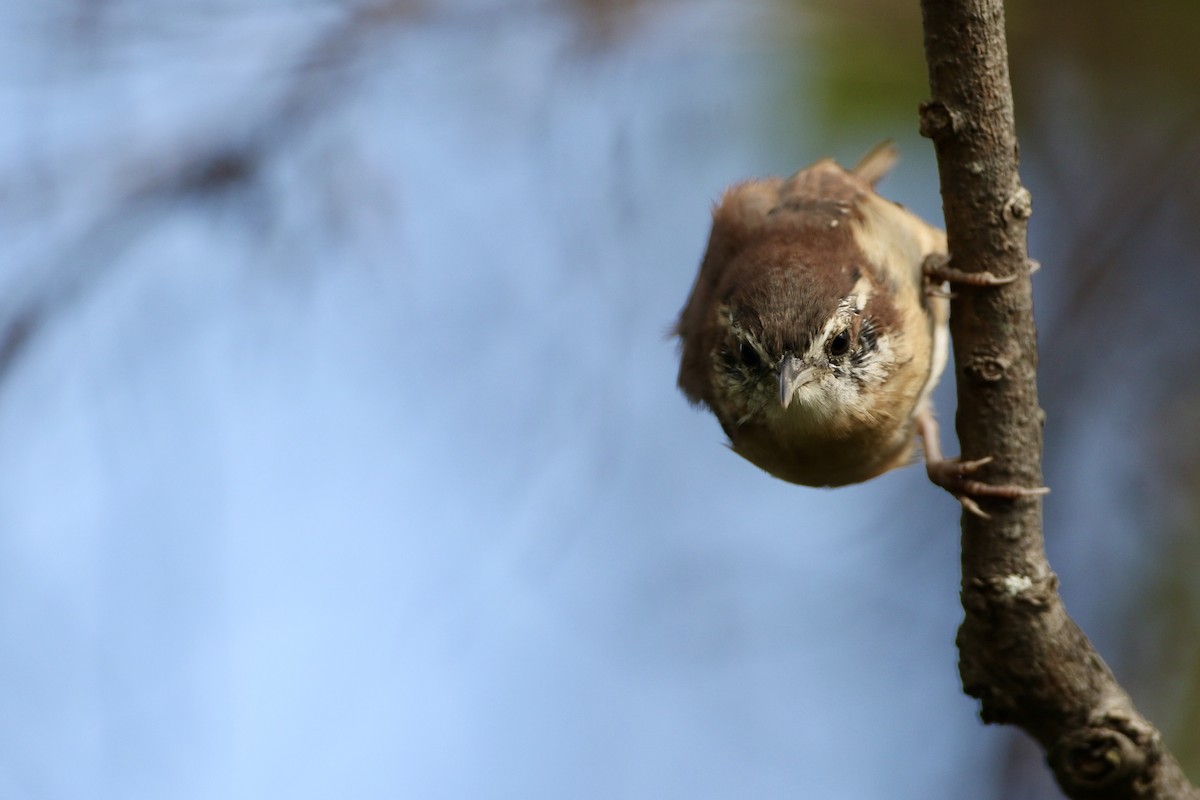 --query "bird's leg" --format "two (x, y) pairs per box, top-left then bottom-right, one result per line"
(922, 253), (1040, 287)
(916, 407), (1049, 518)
